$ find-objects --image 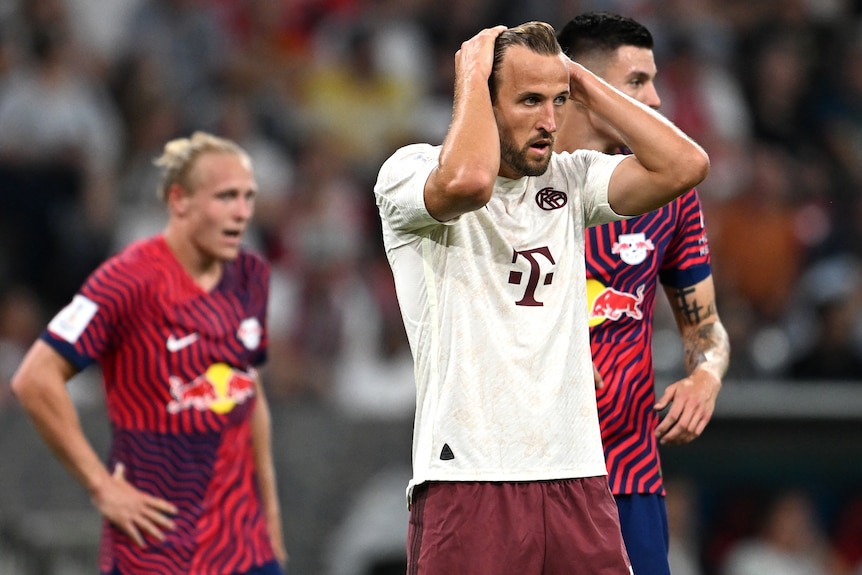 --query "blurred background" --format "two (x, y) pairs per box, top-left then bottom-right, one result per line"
(0, 0), (860, 573)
